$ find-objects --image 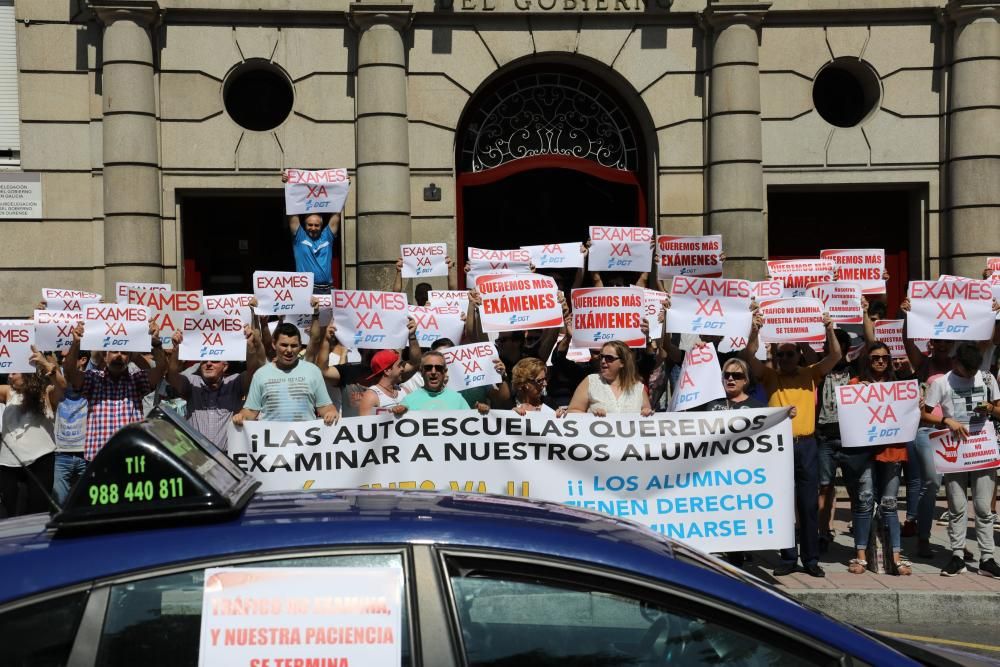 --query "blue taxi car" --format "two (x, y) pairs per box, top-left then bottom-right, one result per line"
(0, 410), (984, 666)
